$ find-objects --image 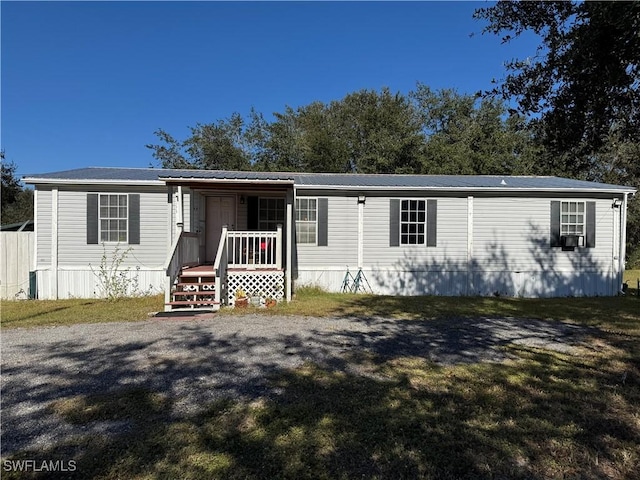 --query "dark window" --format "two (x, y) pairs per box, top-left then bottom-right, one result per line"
(400, 199), (426, 245)
(258, 198), (285, 231)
